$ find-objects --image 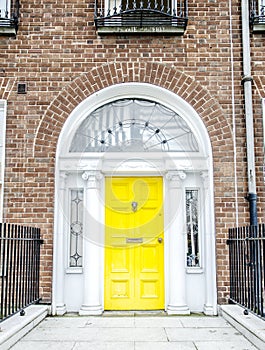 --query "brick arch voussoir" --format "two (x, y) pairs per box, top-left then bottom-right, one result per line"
(34, 62), (232, 158)
(0, 77), (17, 100)
(253, 75), (265, 98)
